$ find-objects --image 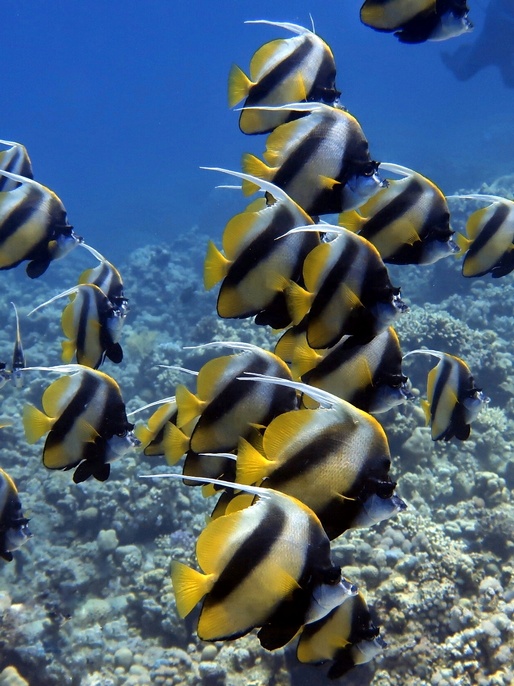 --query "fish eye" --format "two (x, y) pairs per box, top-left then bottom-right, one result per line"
(116, 430), (128, 438)
(362, 162), (379, 177)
